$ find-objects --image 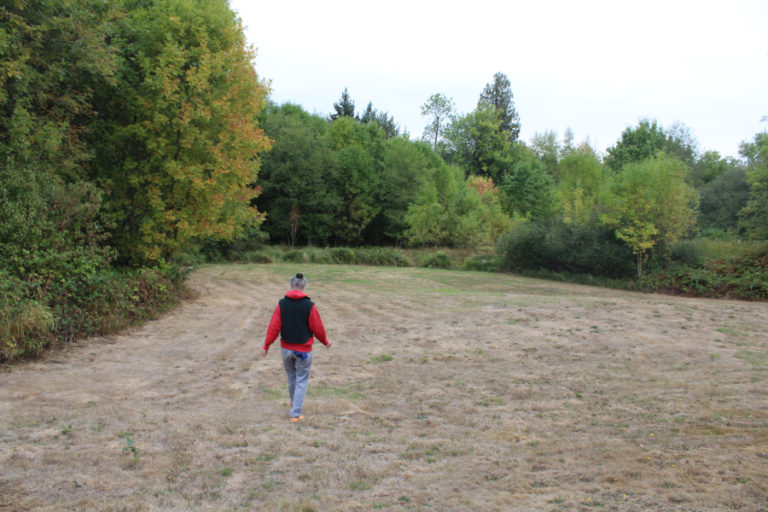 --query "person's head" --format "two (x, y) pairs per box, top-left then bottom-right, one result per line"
(289, 272), (307, 290)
